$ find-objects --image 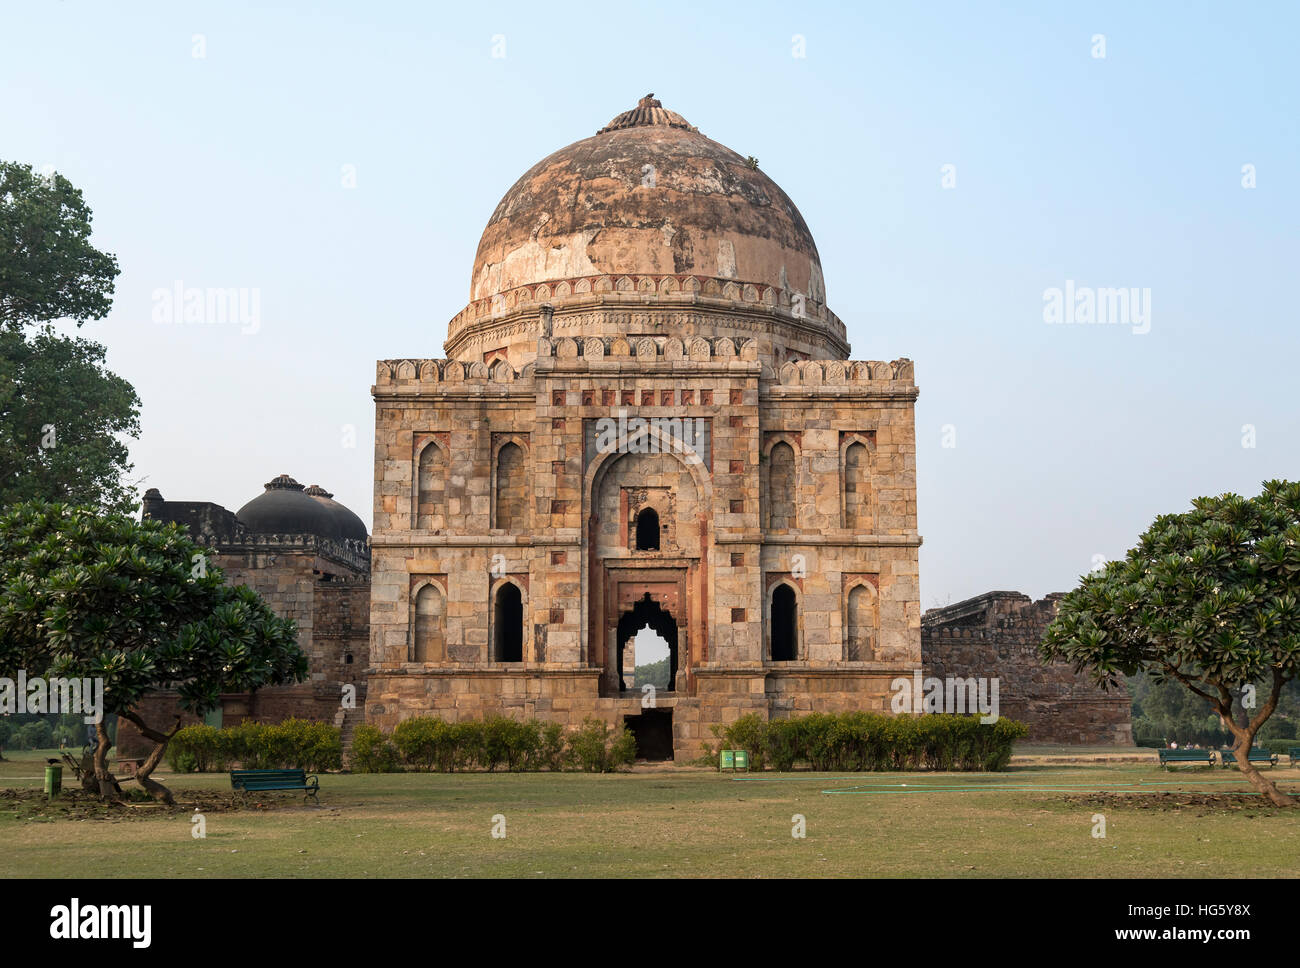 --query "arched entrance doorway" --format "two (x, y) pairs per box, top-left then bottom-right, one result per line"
(616, 592), (678, 693)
